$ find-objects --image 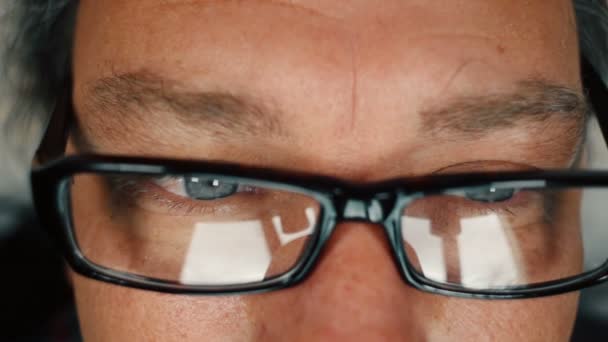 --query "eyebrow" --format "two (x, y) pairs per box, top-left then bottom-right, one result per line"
(82, 72), (588, 145)
(81, 71), (283, 138)
(421, 79), (588, 138)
